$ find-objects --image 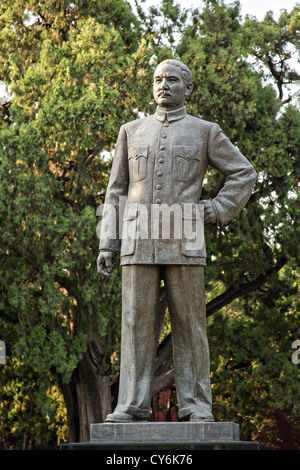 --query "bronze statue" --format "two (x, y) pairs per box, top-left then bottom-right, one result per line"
(97, 60), (257, 423)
